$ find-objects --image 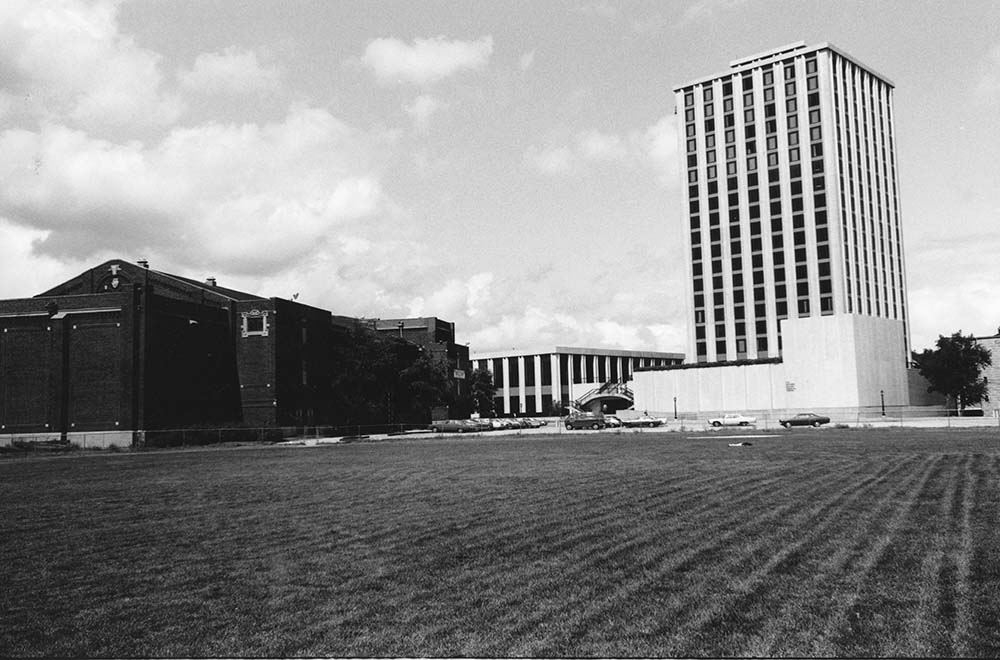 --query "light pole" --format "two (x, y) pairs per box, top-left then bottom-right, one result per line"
(673, 396), (678, 420)
(880, 389), (885, 416)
